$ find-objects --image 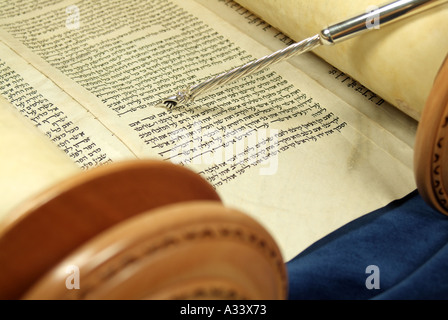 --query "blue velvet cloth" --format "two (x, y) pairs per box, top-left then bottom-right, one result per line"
(286, 190), (448, 299)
